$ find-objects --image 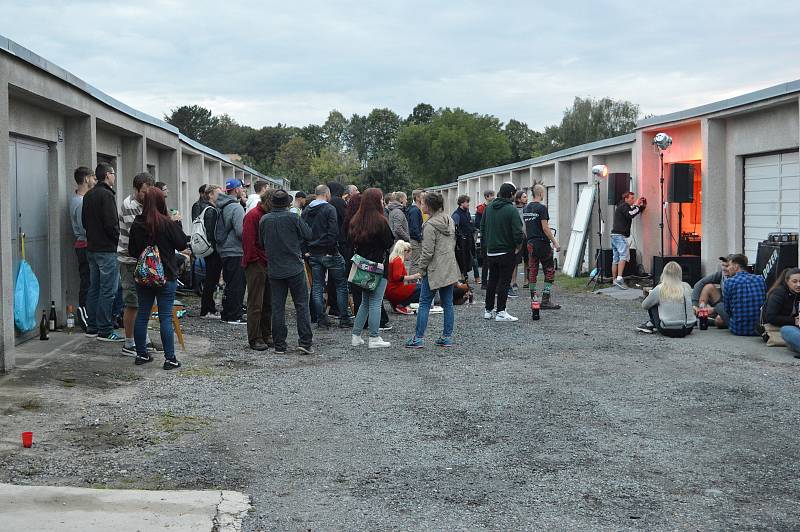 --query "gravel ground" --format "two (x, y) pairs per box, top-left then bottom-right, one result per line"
(2, 283), (800, 531)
